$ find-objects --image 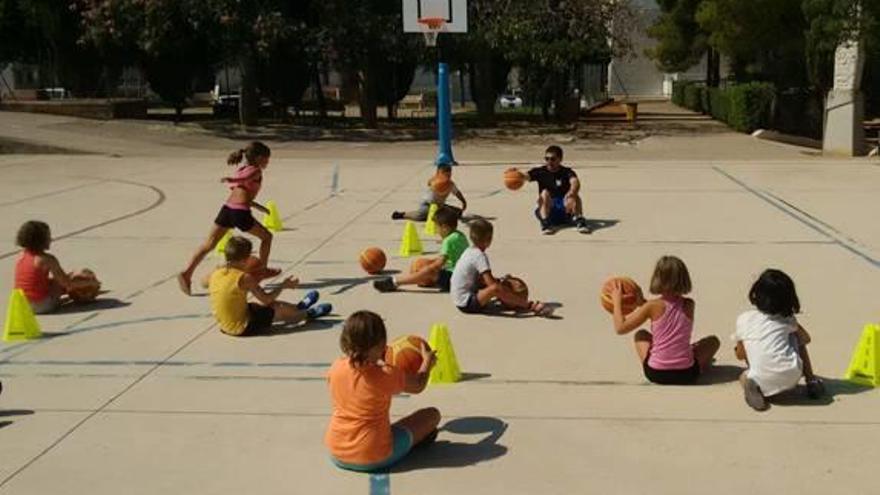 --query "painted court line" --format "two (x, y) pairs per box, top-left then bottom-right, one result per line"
(712, 167), (879, 269)
(0, 177), (166, 260)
